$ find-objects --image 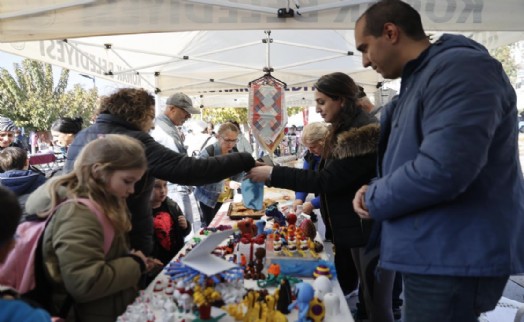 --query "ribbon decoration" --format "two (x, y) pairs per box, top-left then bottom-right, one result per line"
(239, 235), (266, 263)
(248, 74), (287, 155)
